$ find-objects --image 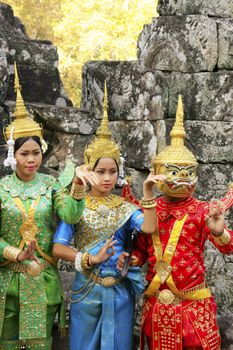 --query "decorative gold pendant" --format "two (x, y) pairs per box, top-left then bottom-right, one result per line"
(96, 204), (109, 216)
(19, 219), (40, 244)
(157, 289), (176, 305)
(27, 261), (44, 277)
(155, 260), (173, 284)
(101, 276), (117, 287)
